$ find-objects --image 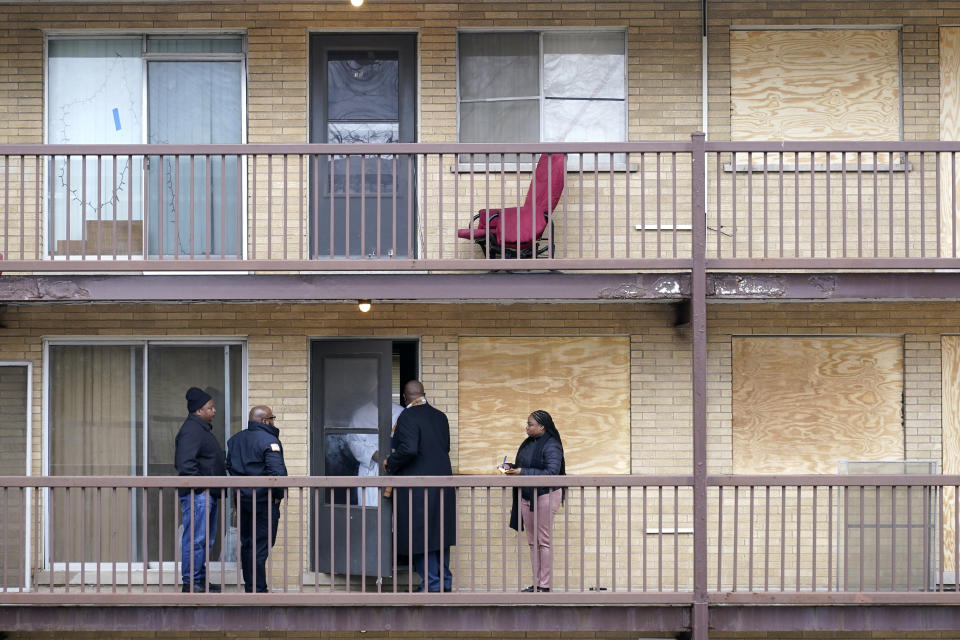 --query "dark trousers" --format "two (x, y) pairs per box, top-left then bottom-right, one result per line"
(239, 497), (281, 593)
